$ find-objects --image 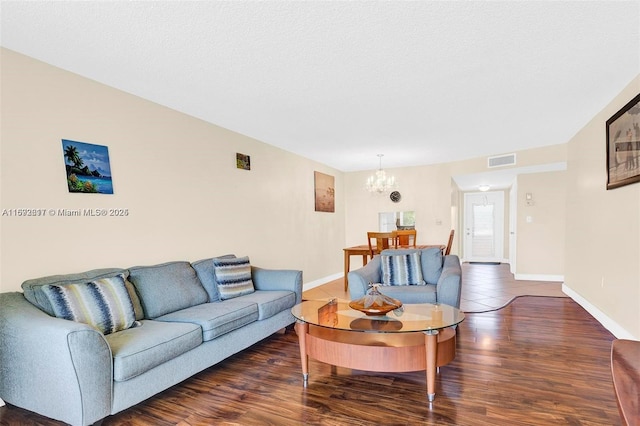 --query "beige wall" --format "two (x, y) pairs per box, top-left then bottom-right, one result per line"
(449, 179), (460, 256)
(451, 146), (568, 266)
(3, 48), (637, 338)
(0, 48), (345, 292)
(447, 144), (568, 175)
(516, 171), (566, 278)
(344, 146), (568, 271)
(564, 75), (640, 339)
(344, 162), (454, 270)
